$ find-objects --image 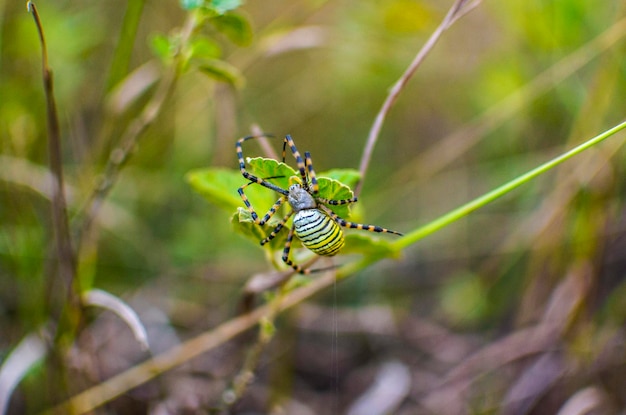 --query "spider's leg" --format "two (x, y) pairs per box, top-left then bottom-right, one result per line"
(237, 137), (289, 222)
(236, 137), (266, 180)
(316, 196), (358, 206)
(237, 134), (275, 171)
(237, 181), (263, 222)
(283, 135), (308, 184)
(261, 210), (294, 245)
(318, 205), (403, 236)
(237, 137), (289, 195)
(281, 221), (340, 274)
(237, 183), (286, 225)
(281, 138), (288, 163)
(259, 197), (287, 226)
(304, 151), (319, 194)
(282, 223), (310, 274)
